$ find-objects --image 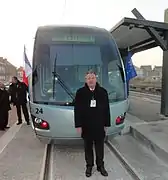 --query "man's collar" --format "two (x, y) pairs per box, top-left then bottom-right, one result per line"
(85, 82), (99, 91)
